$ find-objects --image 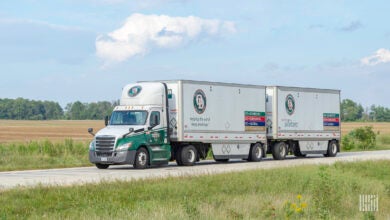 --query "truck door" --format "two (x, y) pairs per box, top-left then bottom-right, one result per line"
(148, 110), (164, 145)
(147, 109), (170, 161)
